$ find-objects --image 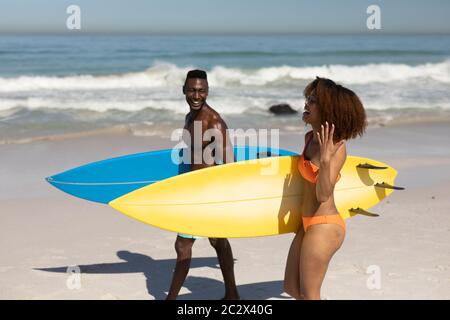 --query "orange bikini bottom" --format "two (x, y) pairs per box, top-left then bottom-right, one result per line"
(302, 214), (346, 233)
